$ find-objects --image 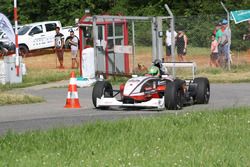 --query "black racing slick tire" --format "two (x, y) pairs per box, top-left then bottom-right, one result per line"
(164, 81), (184, 110)
(92, 81), (113, 109)
(193, 77), (210, 104)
